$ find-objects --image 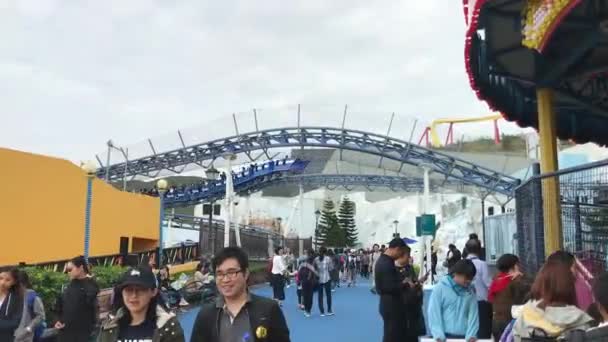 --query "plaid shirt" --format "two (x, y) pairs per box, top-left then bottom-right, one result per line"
(314, 256), (333, 284)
